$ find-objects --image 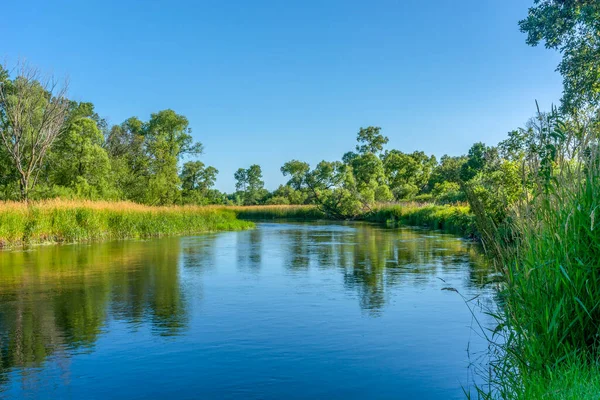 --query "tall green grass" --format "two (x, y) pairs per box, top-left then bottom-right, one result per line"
(479, 123), (600, 398)
(223, 203), (478, 237)
(365, 203), (477, 237)
(226, 205), (326, 220)
(0, 200), (254, 248)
